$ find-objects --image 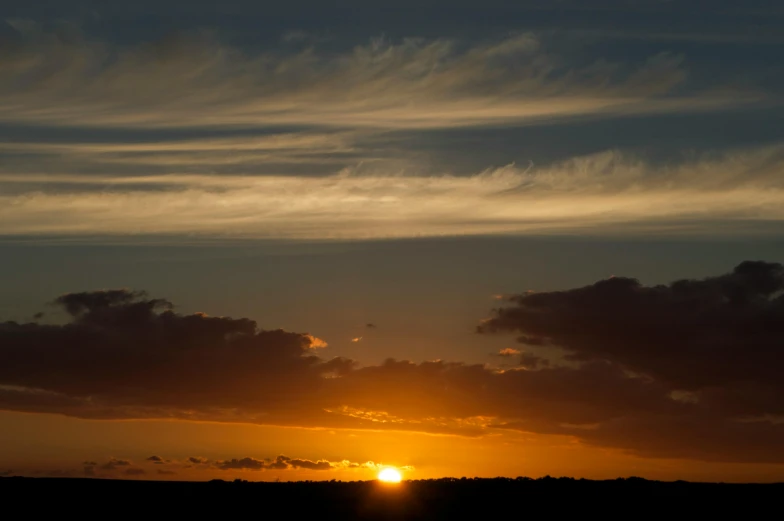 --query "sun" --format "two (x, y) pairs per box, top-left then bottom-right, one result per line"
(377, 468), (402, 483)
